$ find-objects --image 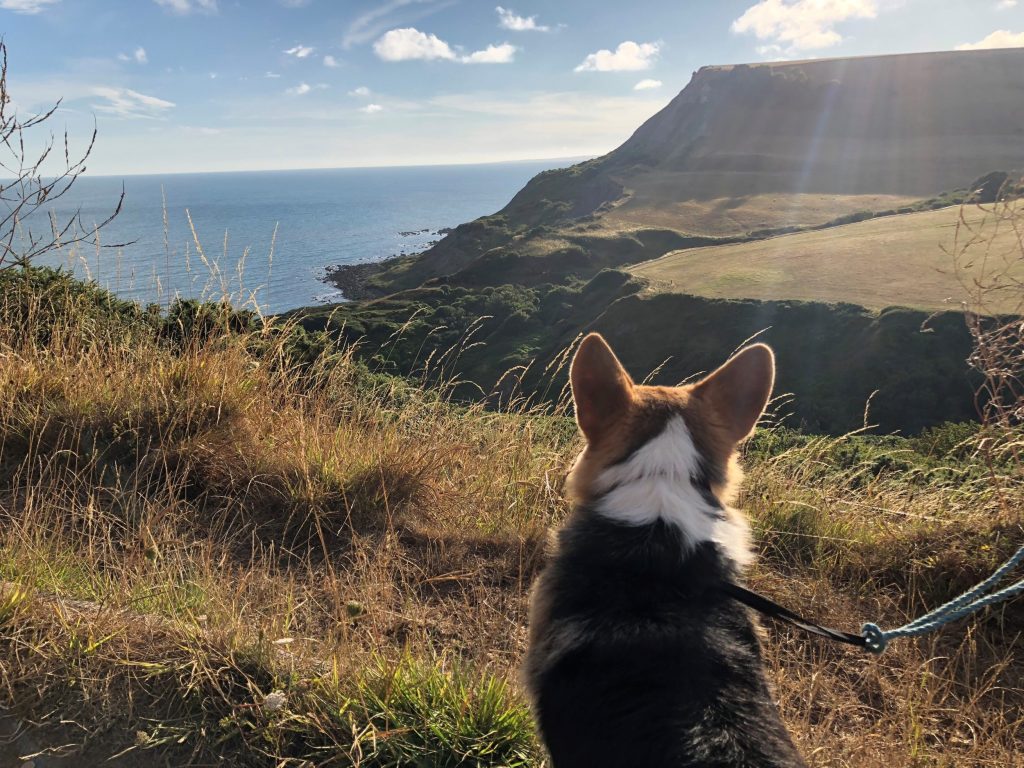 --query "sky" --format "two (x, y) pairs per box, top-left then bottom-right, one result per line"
(3, 0), (1023, 175)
